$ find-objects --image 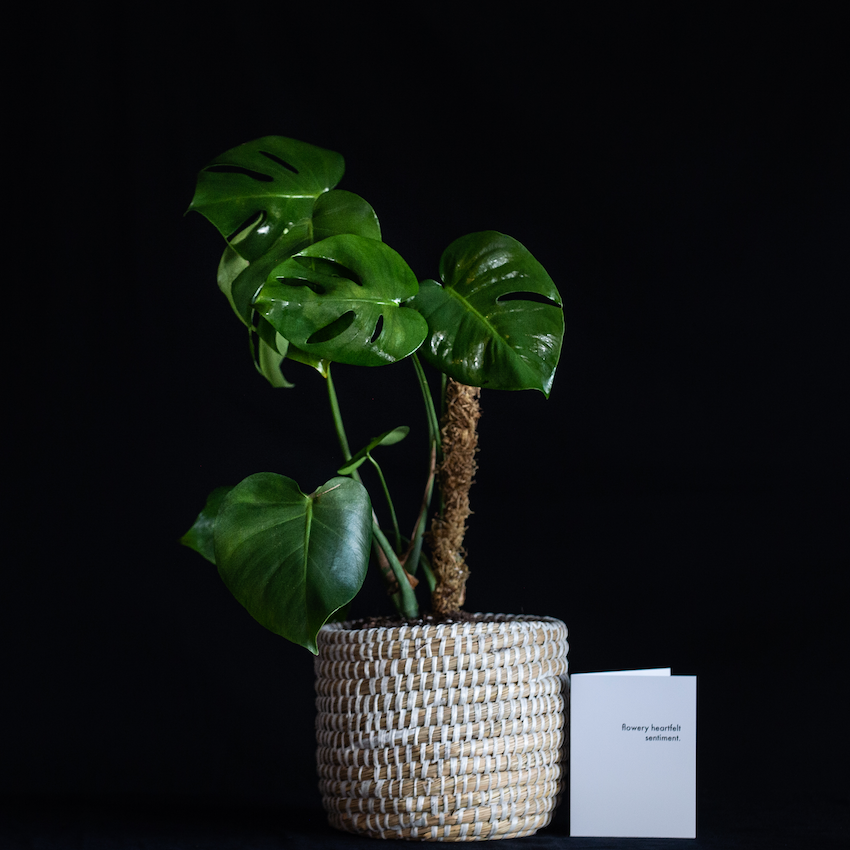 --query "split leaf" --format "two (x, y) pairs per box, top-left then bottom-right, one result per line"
(411, 231), (564, 396)
(256, 234), (428, 367)
(187, 136), (345, 261)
